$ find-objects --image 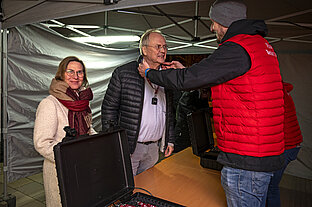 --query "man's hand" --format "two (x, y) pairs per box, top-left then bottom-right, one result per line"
(161, 61), (185, 69)
(138, 59), (150, 78)
(164, 145), (174, 157)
